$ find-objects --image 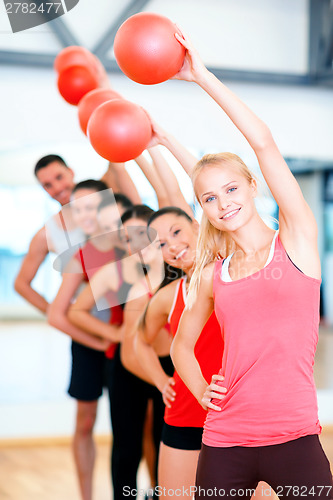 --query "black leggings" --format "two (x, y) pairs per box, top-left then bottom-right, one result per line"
(108, 347), (174, 500)
(196, 435), (333, 499)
